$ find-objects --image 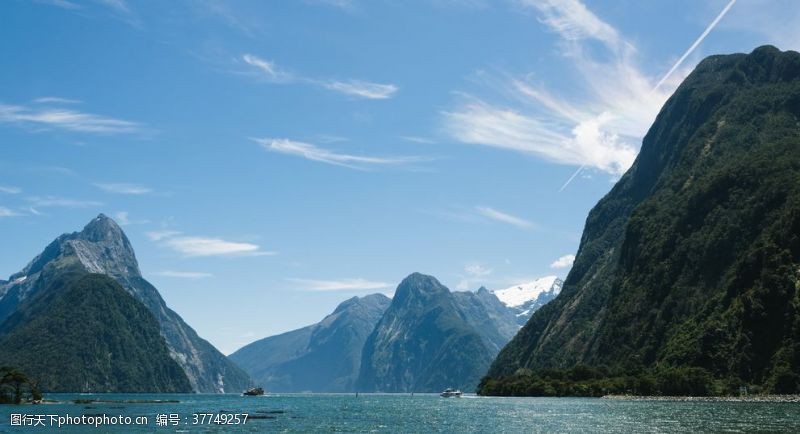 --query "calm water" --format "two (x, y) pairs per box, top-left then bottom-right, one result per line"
(1, 393), (799, 433)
